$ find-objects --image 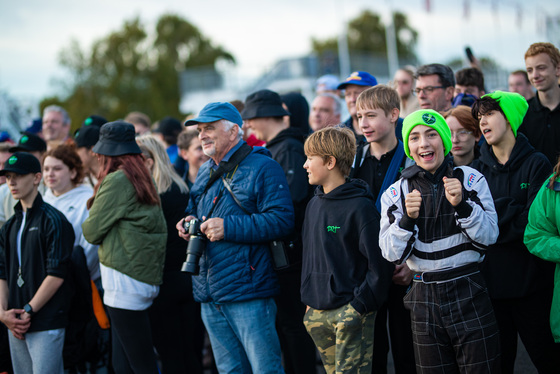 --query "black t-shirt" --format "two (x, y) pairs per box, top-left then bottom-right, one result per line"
(518, 90), (560, 166)
(354, 145), (406, 202)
